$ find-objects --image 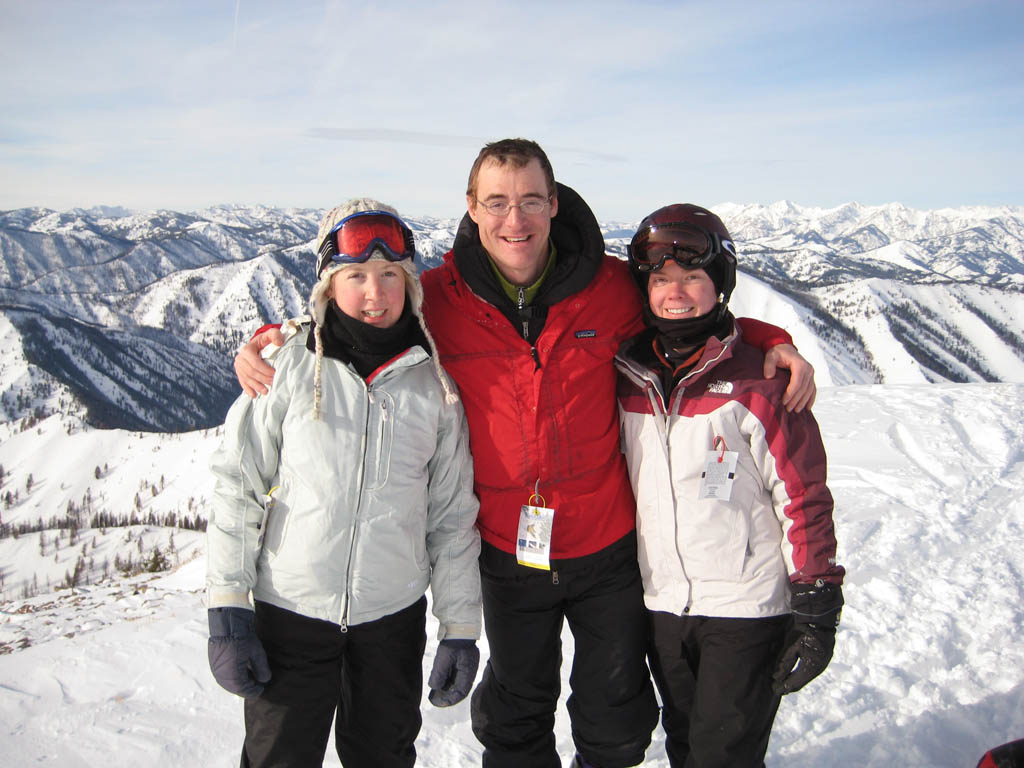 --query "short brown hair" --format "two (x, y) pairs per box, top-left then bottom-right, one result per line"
(466, 138), (557, 199)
